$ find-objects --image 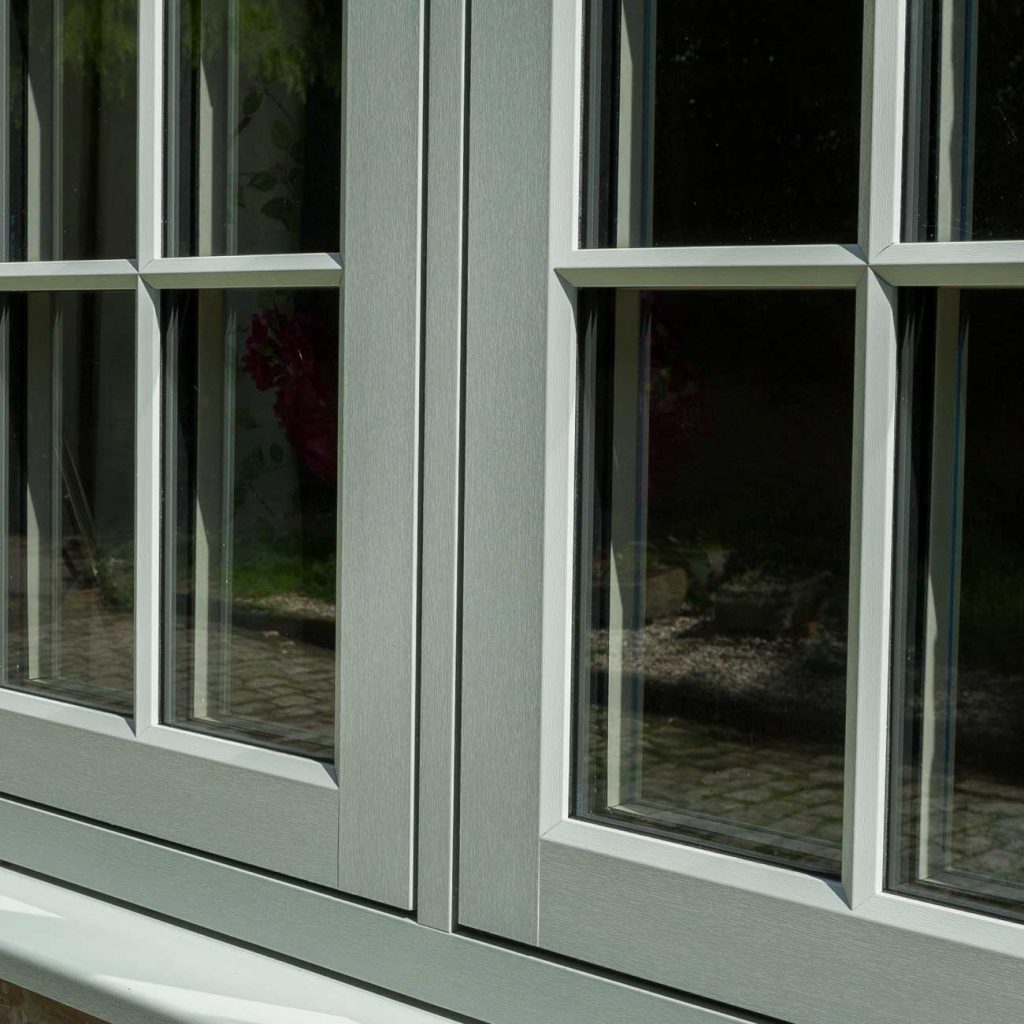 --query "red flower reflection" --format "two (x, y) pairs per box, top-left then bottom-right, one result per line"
(242, 306), (337, 481)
